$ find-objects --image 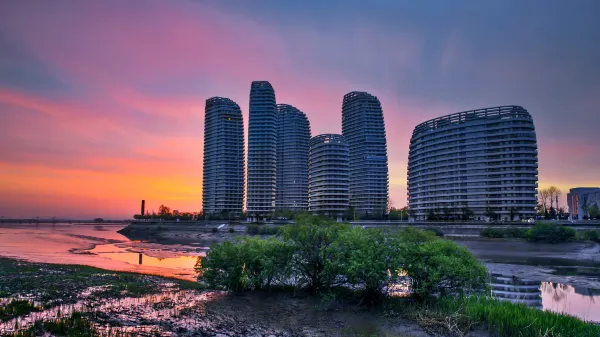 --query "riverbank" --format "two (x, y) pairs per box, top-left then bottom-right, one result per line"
(0, 256), (469, 337)
(2, 257), (600, 336)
